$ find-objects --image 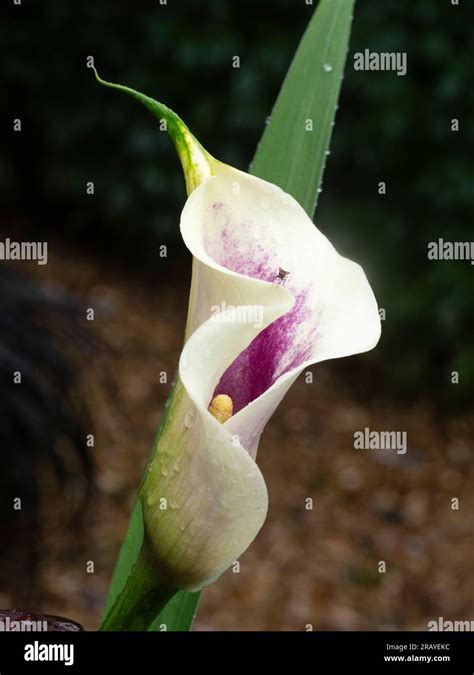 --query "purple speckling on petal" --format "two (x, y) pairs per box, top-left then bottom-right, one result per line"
(204, 204), (276, 281)
(204, 202), (317, 411)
